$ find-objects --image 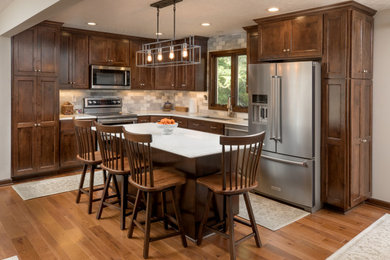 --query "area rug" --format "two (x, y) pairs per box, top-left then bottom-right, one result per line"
(238, 192), (310, 231)
(2, 256), (19, 260)
(12, 172), (104, 200)
(327, 213), (390, 260)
